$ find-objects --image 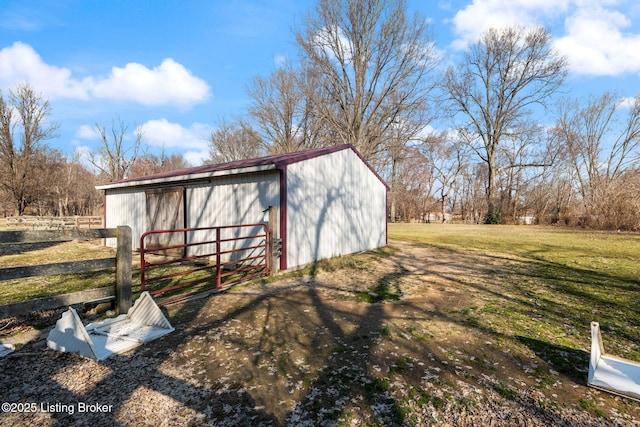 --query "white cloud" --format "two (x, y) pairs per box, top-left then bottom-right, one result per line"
(86, 59), (211, 106)
(449, 0), (640, 76)
(183, 150), (209, 166)
(136, 118), (210, 151)
(72, 119), (210, 166)
(273, 54), (289, 67)
(553, 7), (640, 76)
(416, 124), (439, 140)
(450, 0), (569, 50)
(313, 26), (354, 63)
(0, 42), (88, 98)
(620, 95), (639, 108)
(74, 124), (98, 139)
(71, 145), (97, 170)
(0, 42), (211, 107)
